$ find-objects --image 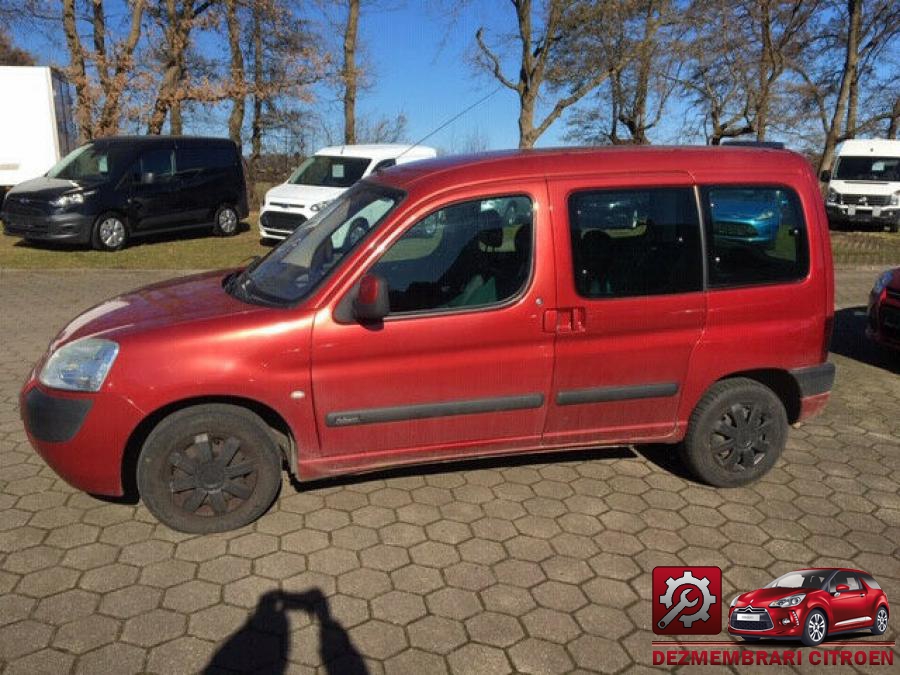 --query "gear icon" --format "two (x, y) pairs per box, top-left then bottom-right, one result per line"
(659, 570), (716, 628)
